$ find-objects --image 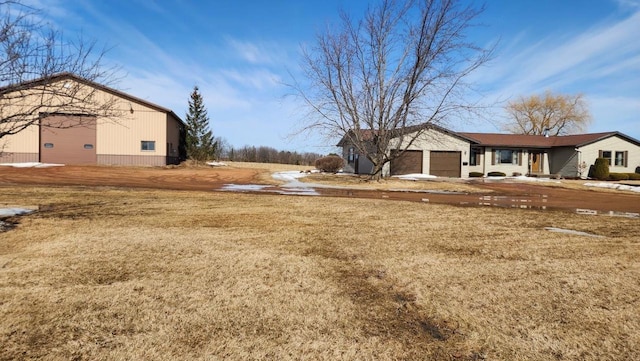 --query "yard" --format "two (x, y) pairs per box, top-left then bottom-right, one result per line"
(1, 167), (639, 360)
